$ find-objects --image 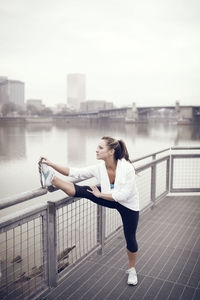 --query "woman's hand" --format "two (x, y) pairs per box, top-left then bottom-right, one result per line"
(87, 186), (101, 198)
(39, 157), (52, 167)
(87, 186), (114, 201)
